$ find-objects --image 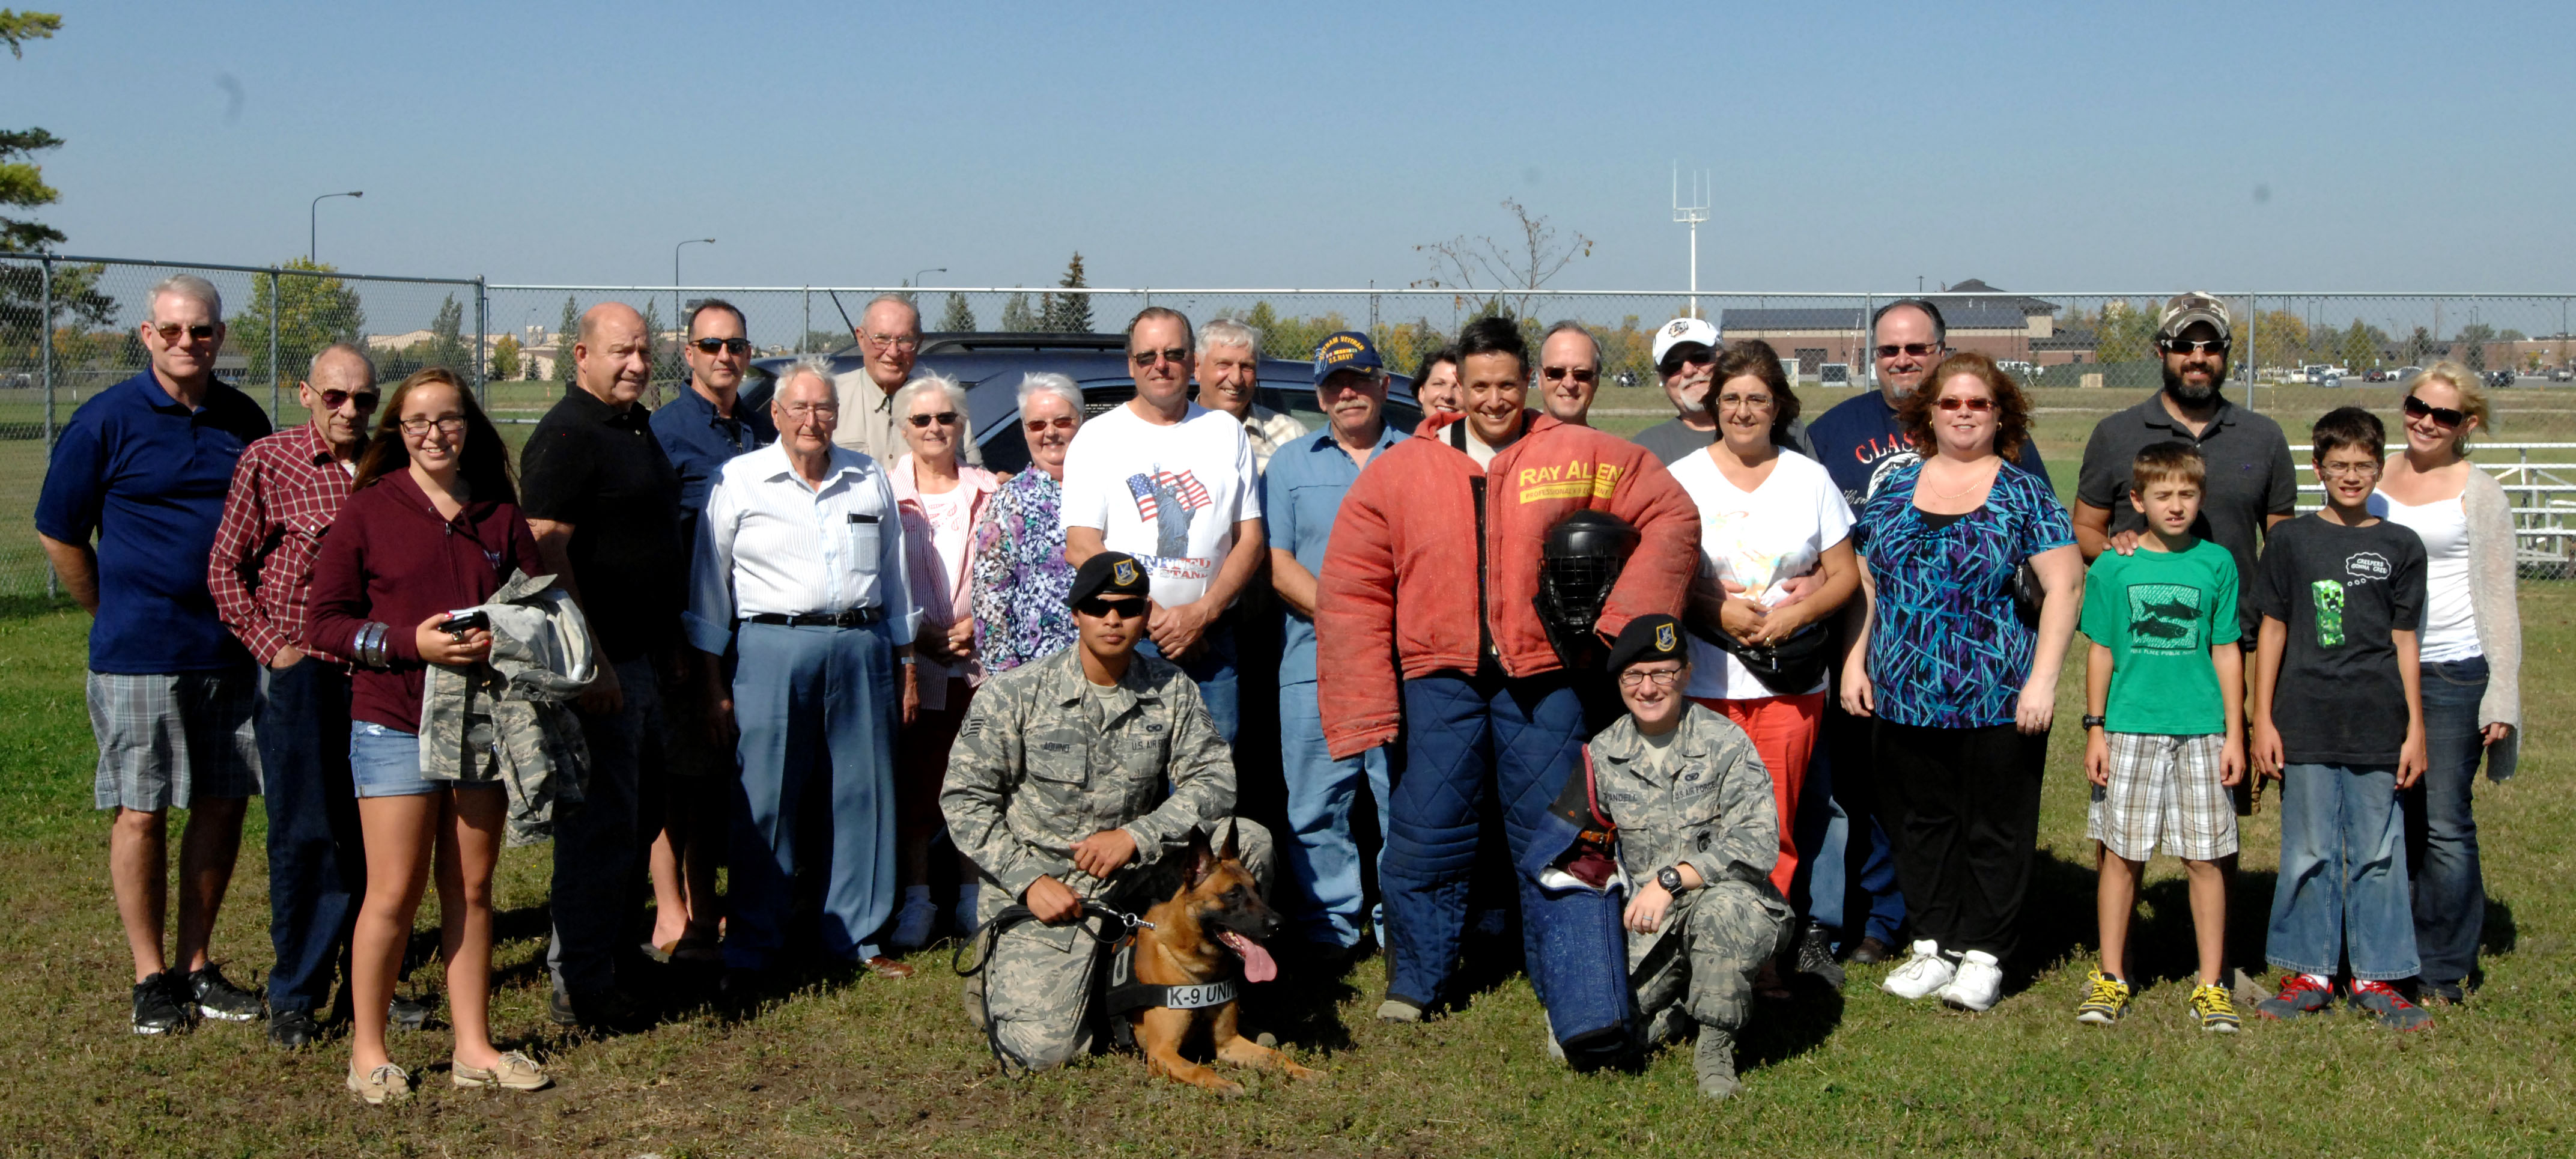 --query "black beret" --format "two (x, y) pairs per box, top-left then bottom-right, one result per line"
(1603, 613), (1687, 675)
(1068, 551), (1152, 607)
